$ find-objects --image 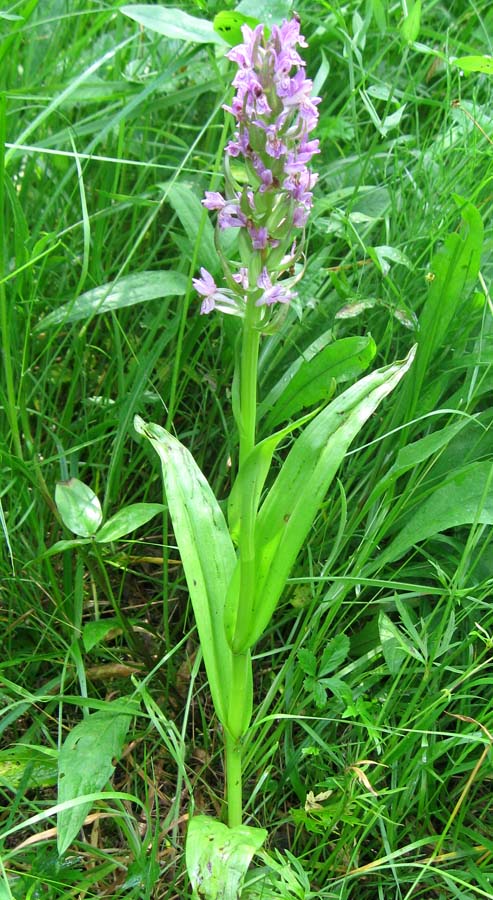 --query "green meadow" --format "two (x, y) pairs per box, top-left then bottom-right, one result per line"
(1, 1), (493, 897)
